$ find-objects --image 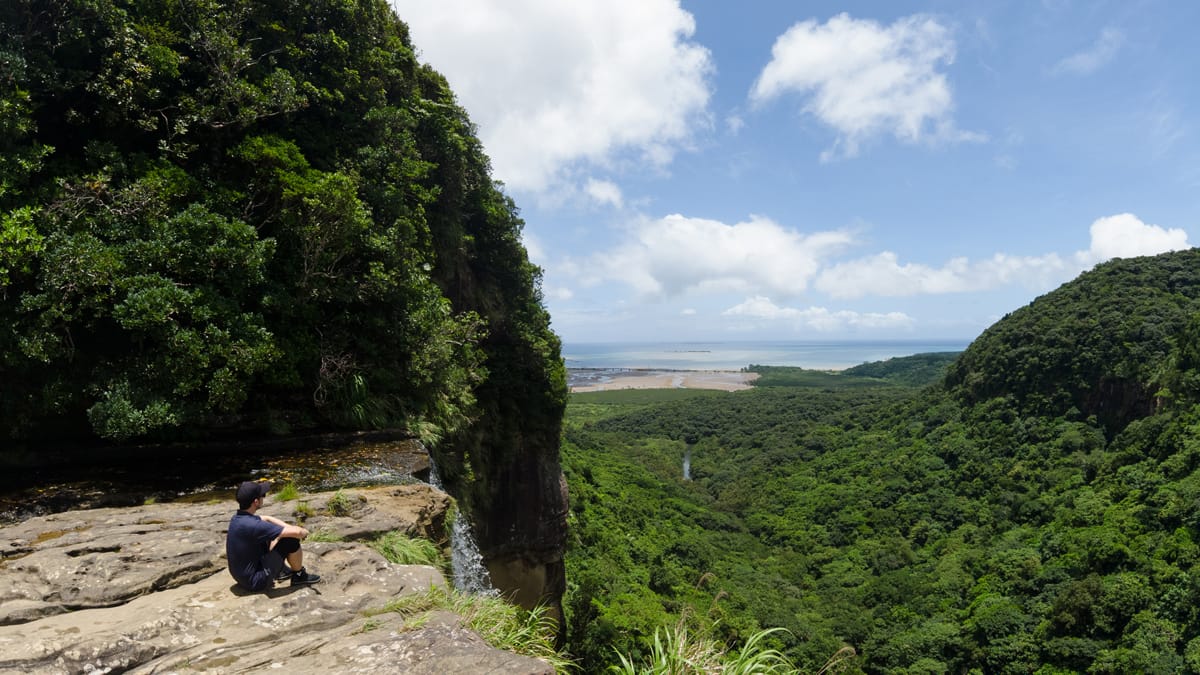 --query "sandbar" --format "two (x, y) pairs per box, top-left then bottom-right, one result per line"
(568, 369), (759, 393)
